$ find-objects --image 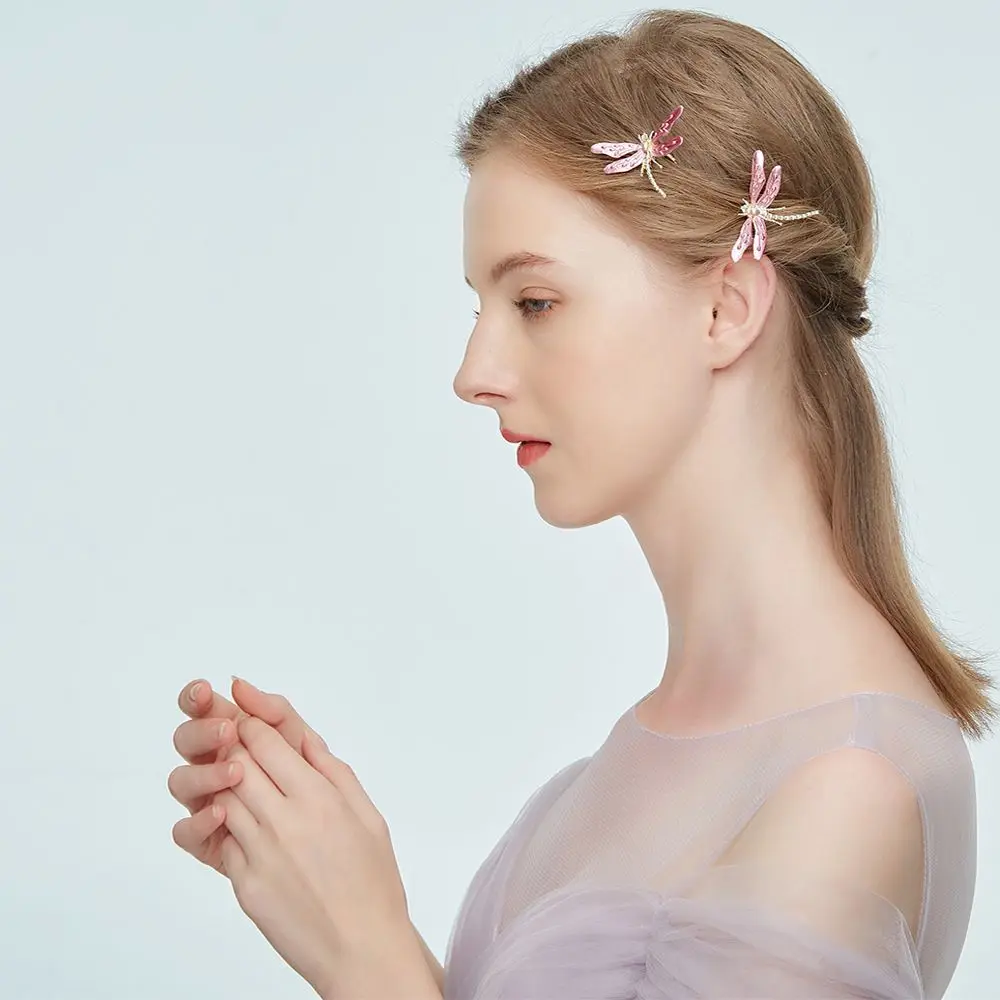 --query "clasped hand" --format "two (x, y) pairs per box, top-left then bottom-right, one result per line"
(168, 678), (417, 998)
